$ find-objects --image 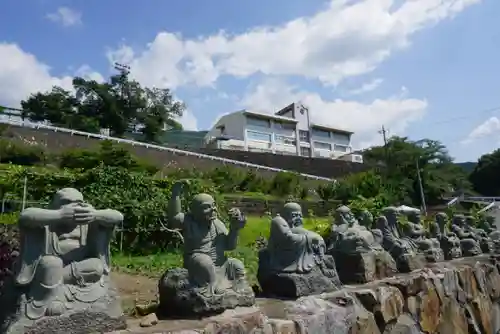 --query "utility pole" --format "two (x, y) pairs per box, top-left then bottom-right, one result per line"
(378, 125), (390, 172)
(416, 158), (427, 215)
(114, 62), (131, 133)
